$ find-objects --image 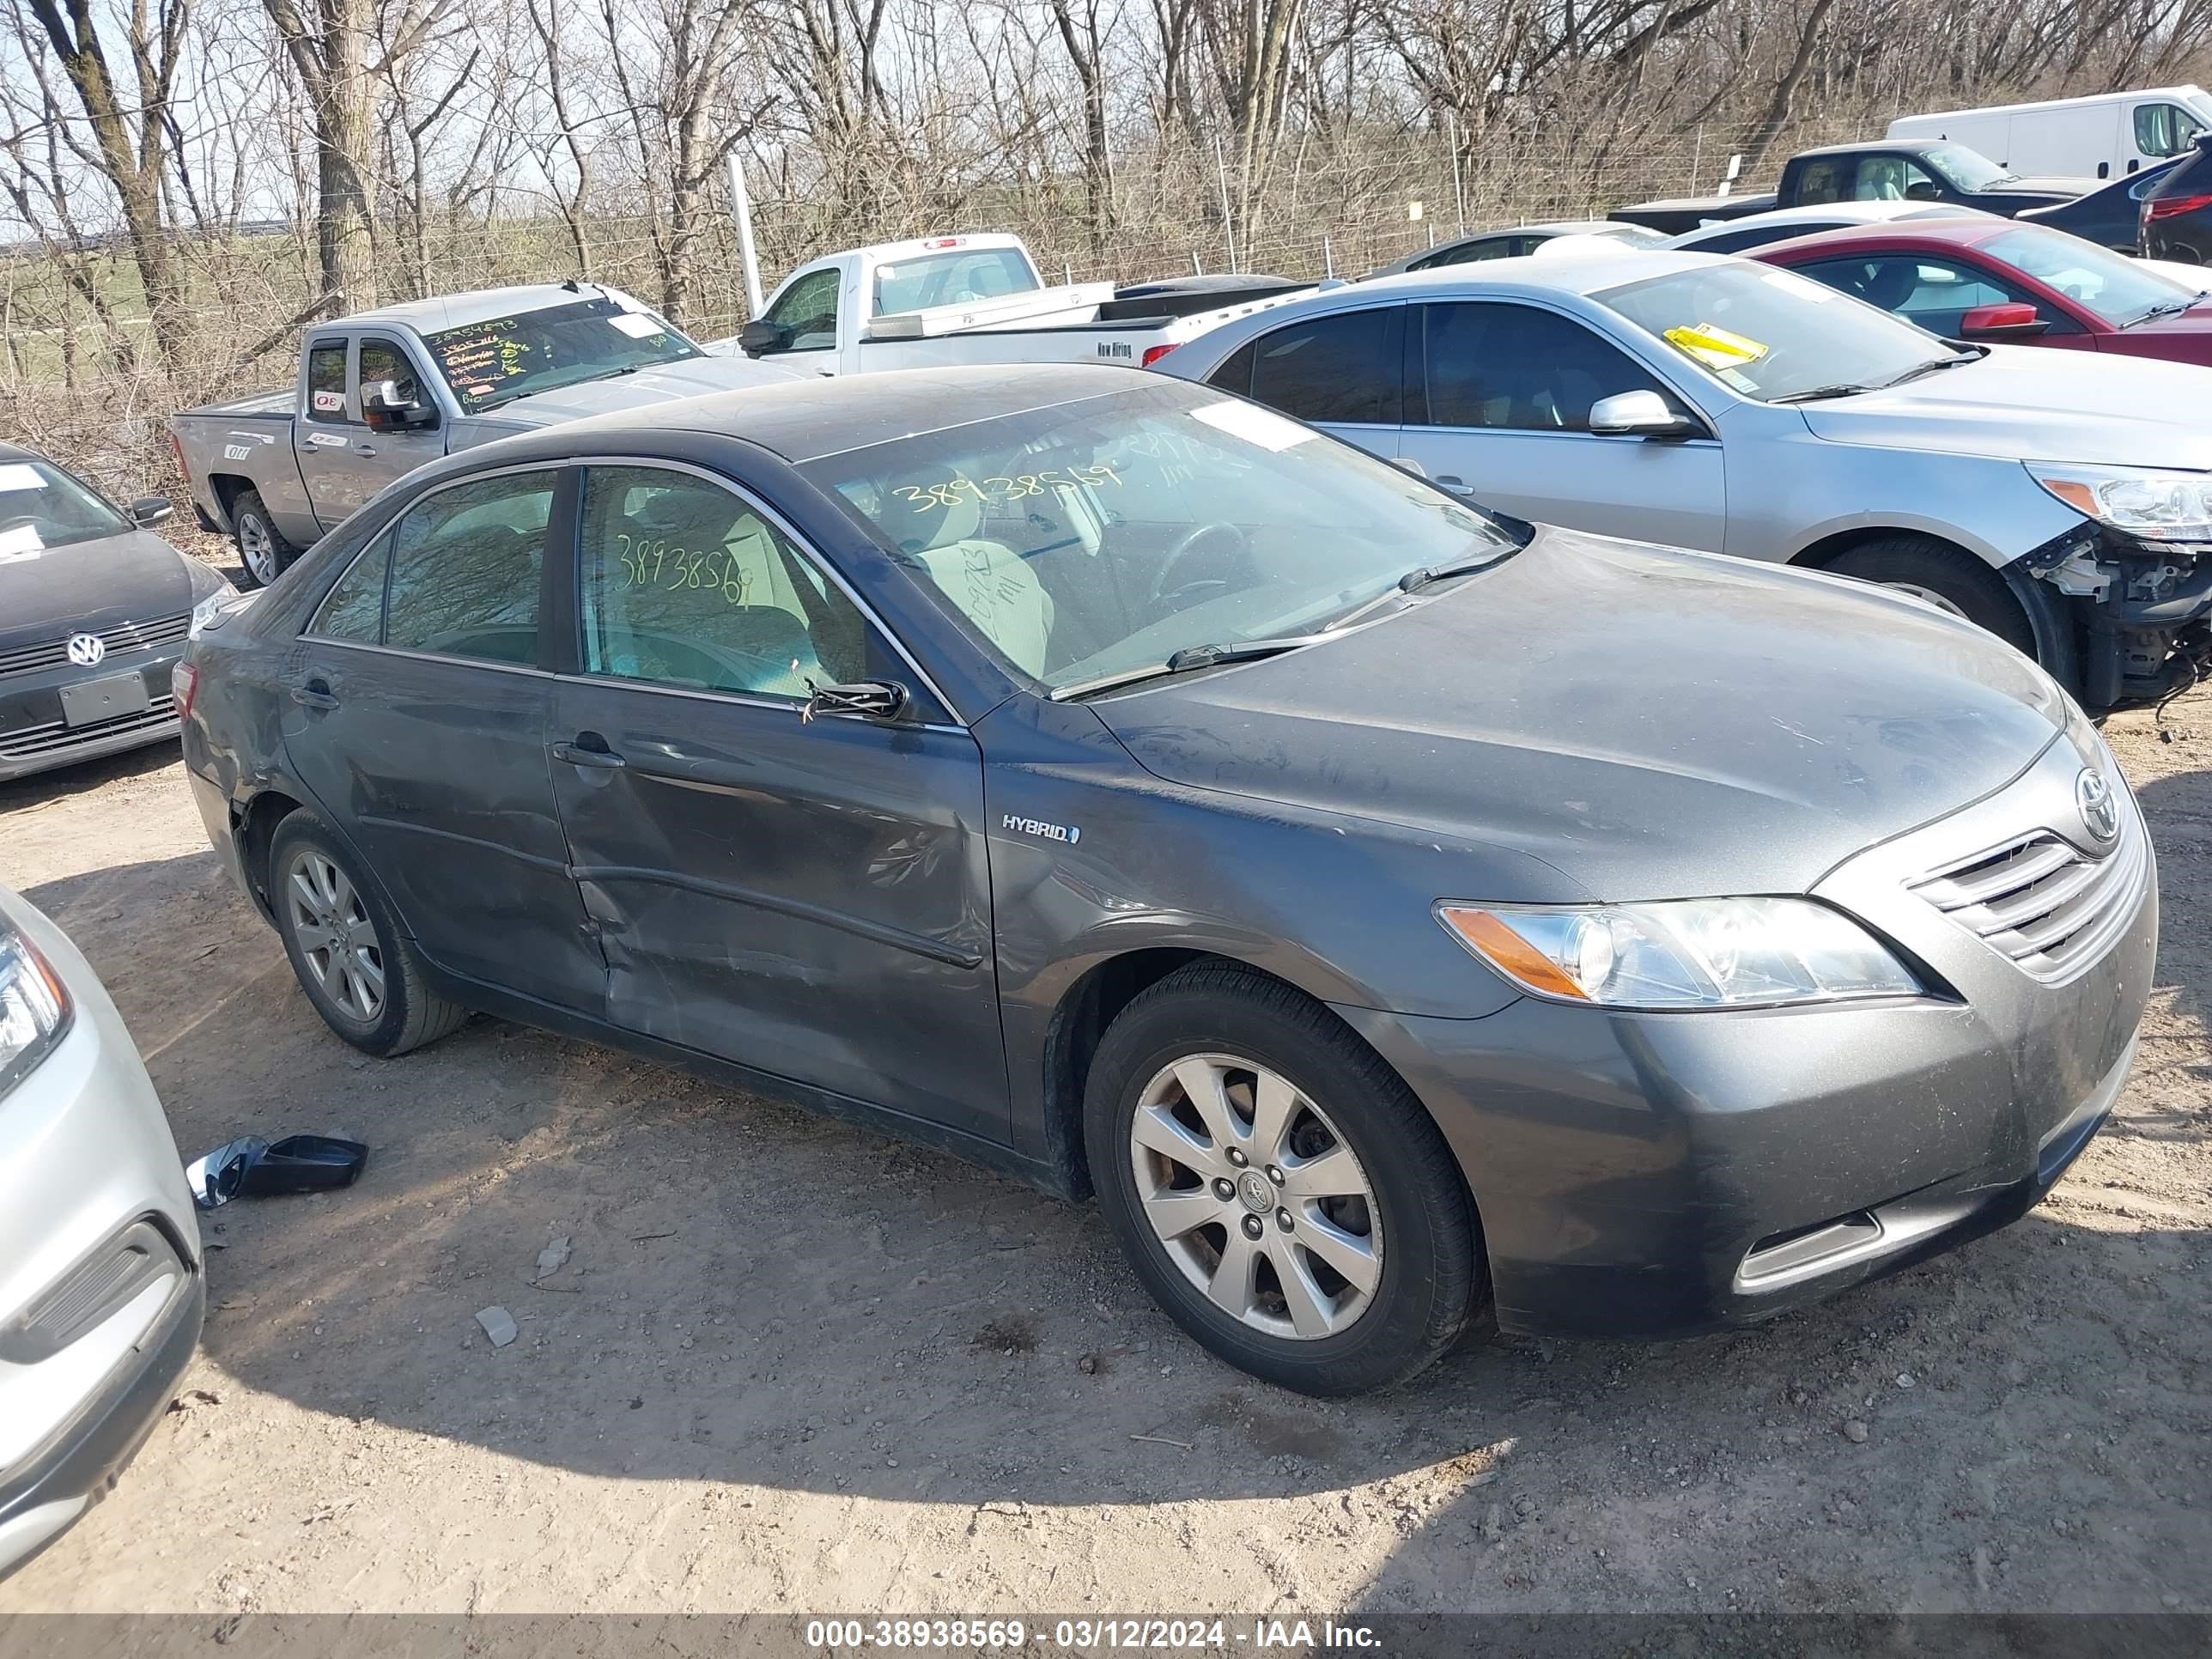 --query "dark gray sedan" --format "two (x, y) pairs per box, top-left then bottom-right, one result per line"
(176, 366), (2153, 1395)
(0, 446), (237, 782)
